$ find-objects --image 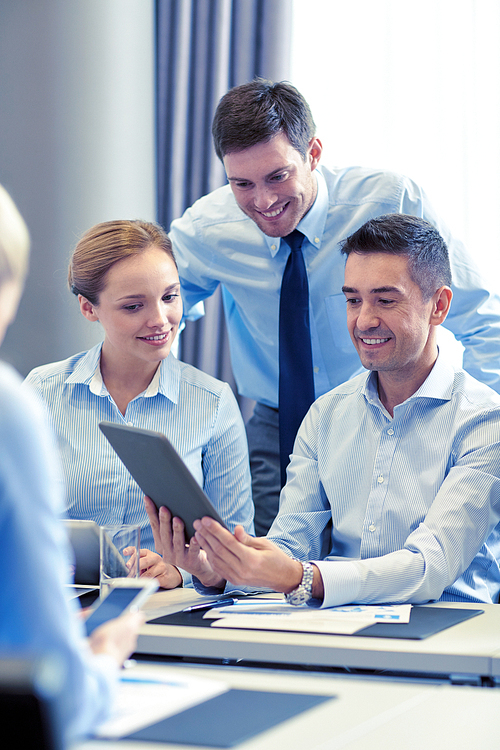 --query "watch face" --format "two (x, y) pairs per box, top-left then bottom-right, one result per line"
(289, 588), (309, 606)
